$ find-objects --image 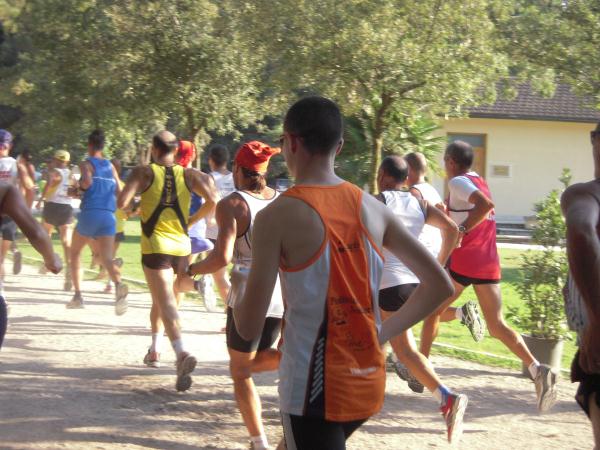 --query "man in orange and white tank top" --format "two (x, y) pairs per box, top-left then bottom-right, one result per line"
(232, 97), (454, 450)
(420, 140), (558, 412)
(184, 141), (283, 450)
